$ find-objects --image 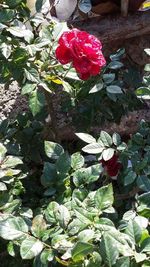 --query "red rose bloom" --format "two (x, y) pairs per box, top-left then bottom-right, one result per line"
(55, 29), (106, 80)
(101, 154), (122, 177)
